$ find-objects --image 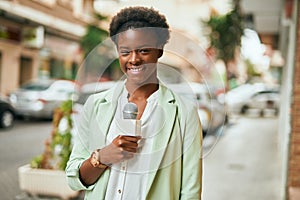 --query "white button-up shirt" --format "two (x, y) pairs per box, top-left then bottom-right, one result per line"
(104, 88), (160, 200)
